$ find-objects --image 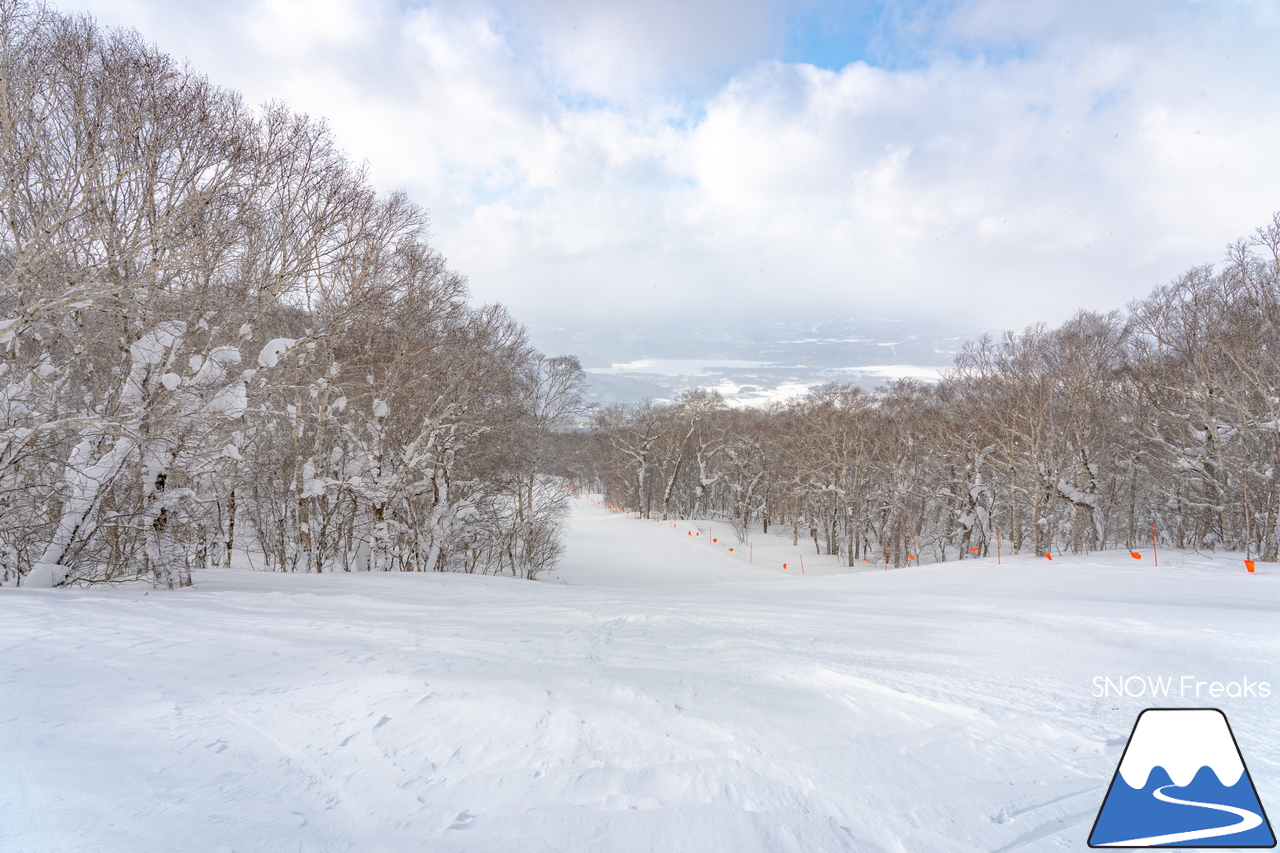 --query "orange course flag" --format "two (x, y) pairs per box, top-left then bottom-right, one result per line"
(970, 546), (980, 552)
(728, 547), (734, 552)
(1130, 552), (1142, 559)
(1044, 553), (1053, 560)
(782, 563), (788, 569)
(1246, 559), (1256, 572)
